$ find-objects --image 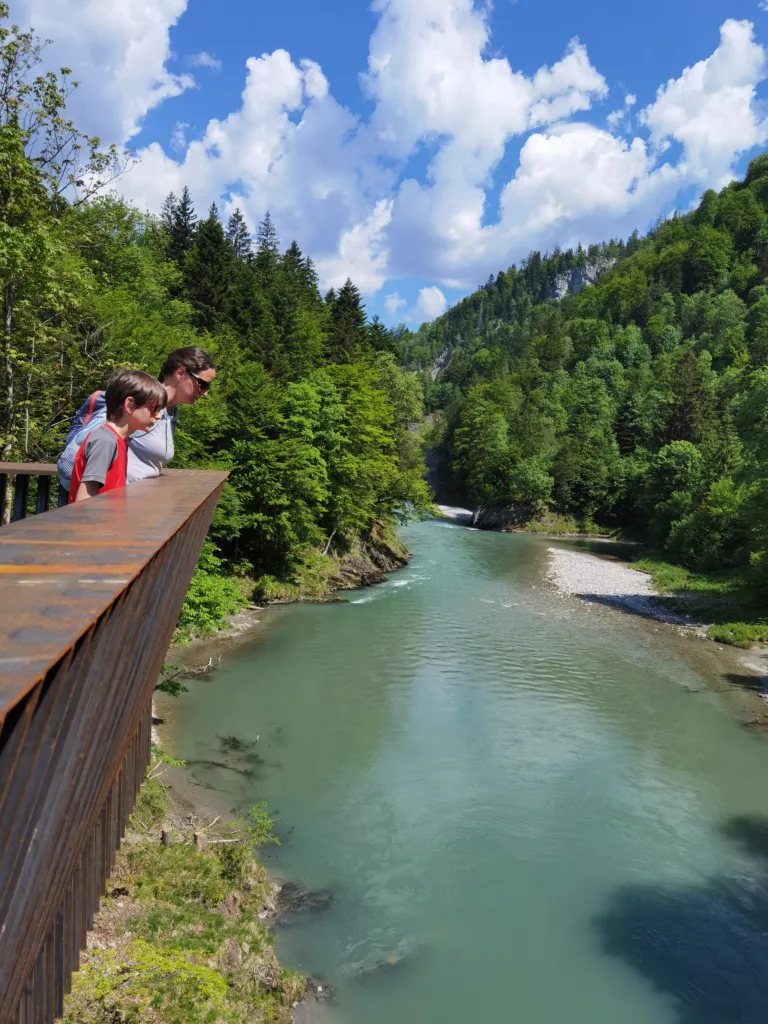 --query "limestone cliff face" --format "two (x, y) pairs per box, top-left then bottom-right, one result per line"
(471, 505), (534, 531)
(549, 260), (616, 301)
